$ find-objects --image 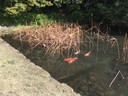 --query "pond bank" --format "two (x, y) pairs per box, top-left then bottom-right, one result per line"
(1, 25), (128, 96)
(0, 38), (80, 96)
